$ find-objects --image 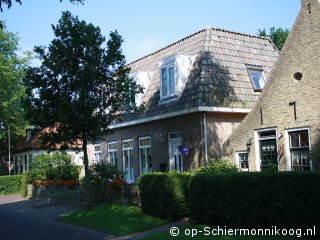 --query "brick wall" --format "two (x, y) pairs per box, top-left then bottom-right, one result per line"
(224, 0), (320, 171)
